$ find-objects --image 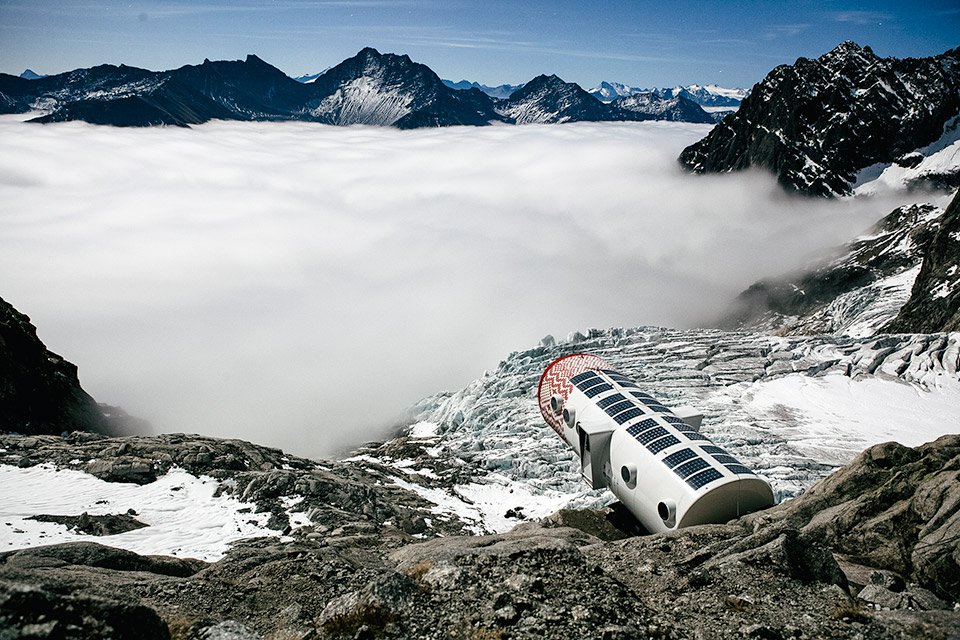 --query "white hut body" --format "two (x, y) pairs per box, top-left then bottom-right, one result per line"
(538, 354), (774, 534)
